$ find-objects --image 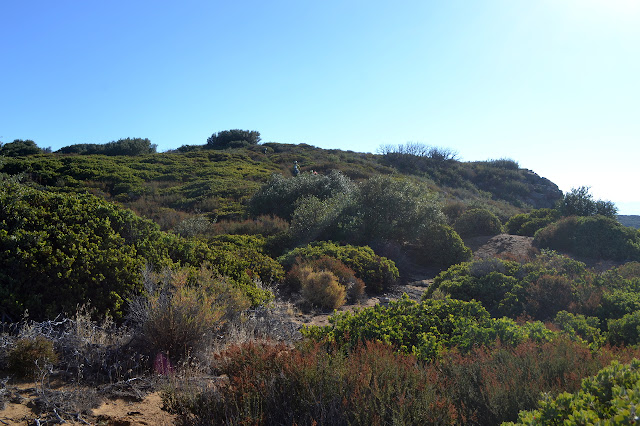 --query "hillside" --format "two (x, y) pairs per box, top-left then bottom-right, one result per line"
(9, 139), (640, 425)
(619, 215), (640, 229)
(0, 142), (562, 230)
